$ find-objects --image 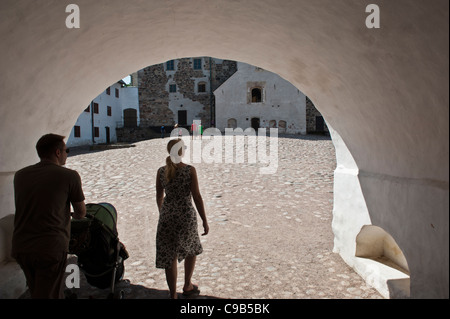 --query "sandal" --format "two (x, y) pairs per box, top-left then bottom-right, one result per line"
(182, 285), (200, 296)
